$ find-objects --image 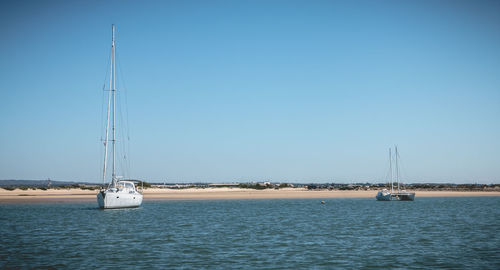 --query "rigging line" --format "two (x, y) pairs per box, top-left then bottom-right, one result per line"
(116, 54), (131, 140)
(117, 88), (129, 178)
(119, 87), (129, 178)
(99, 86), (104, 142)
(383, 161), (391, 185)
(117, 86), (131, 179)
(99, 84), (108, 185)
(99, 44), (113, 184)
(115, 91), (125, 179)
(377, 148), (391, 185)
(397, 150), (409, 188)
(98, 125), (104, 185)
(99, 45), (112, 140)
(98, 73), (107, 180)
(116, 53), (132, 178)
